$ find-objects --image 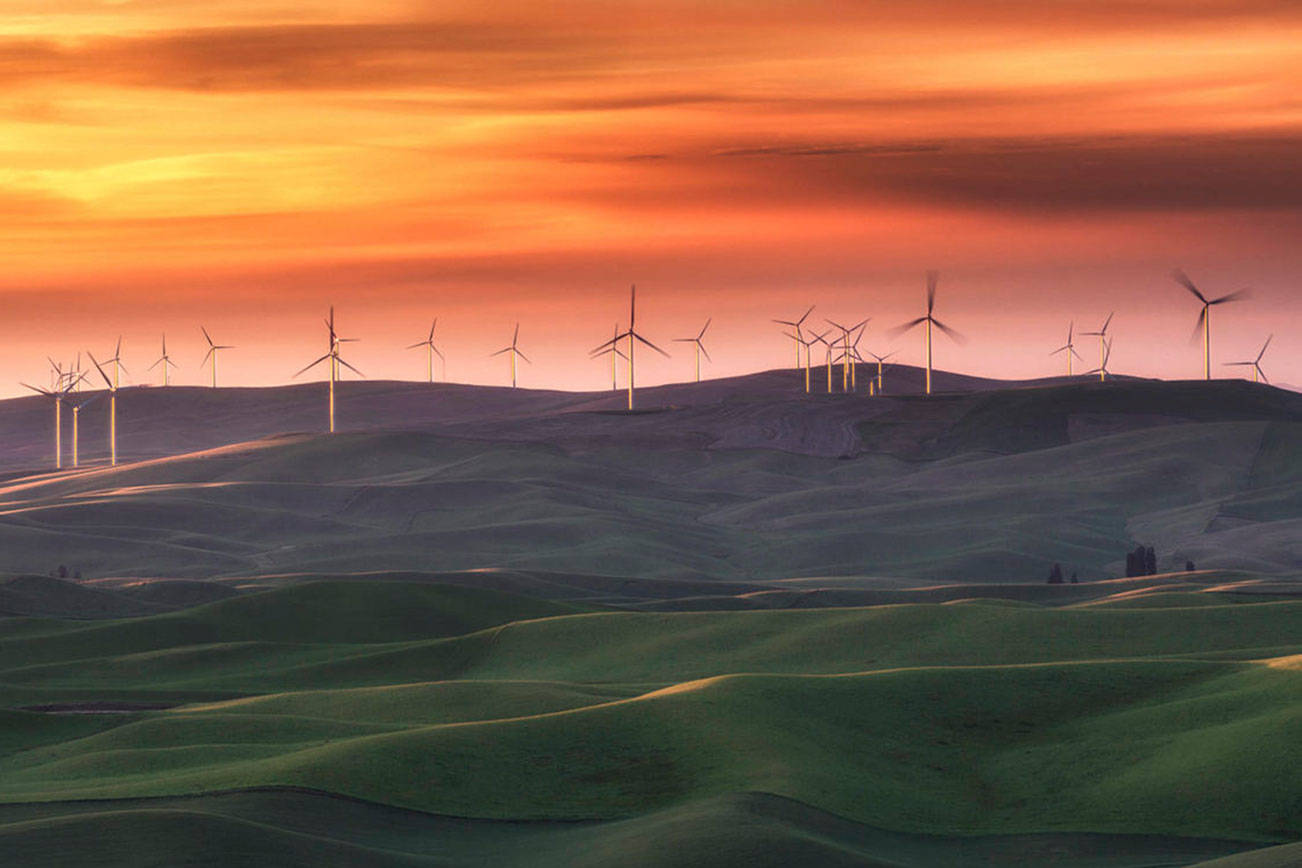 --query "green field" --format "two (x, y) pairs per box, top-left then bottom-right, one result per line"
(1, 579), (1299, 866)
(1, 378), (1298, 865)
